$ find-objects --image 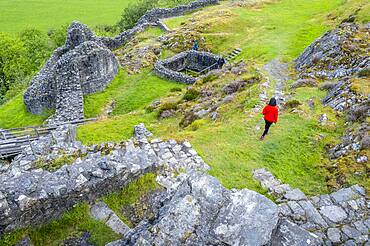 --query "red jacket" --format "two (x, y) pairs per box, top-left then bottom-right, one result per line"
(262, 105), (278, 123)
